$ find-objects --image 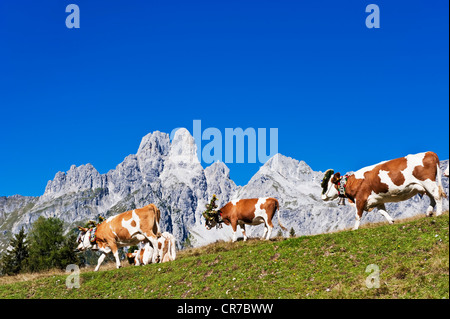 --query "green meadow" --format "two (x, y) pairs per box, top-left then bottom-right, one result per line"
(0, 213), (448, 299)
